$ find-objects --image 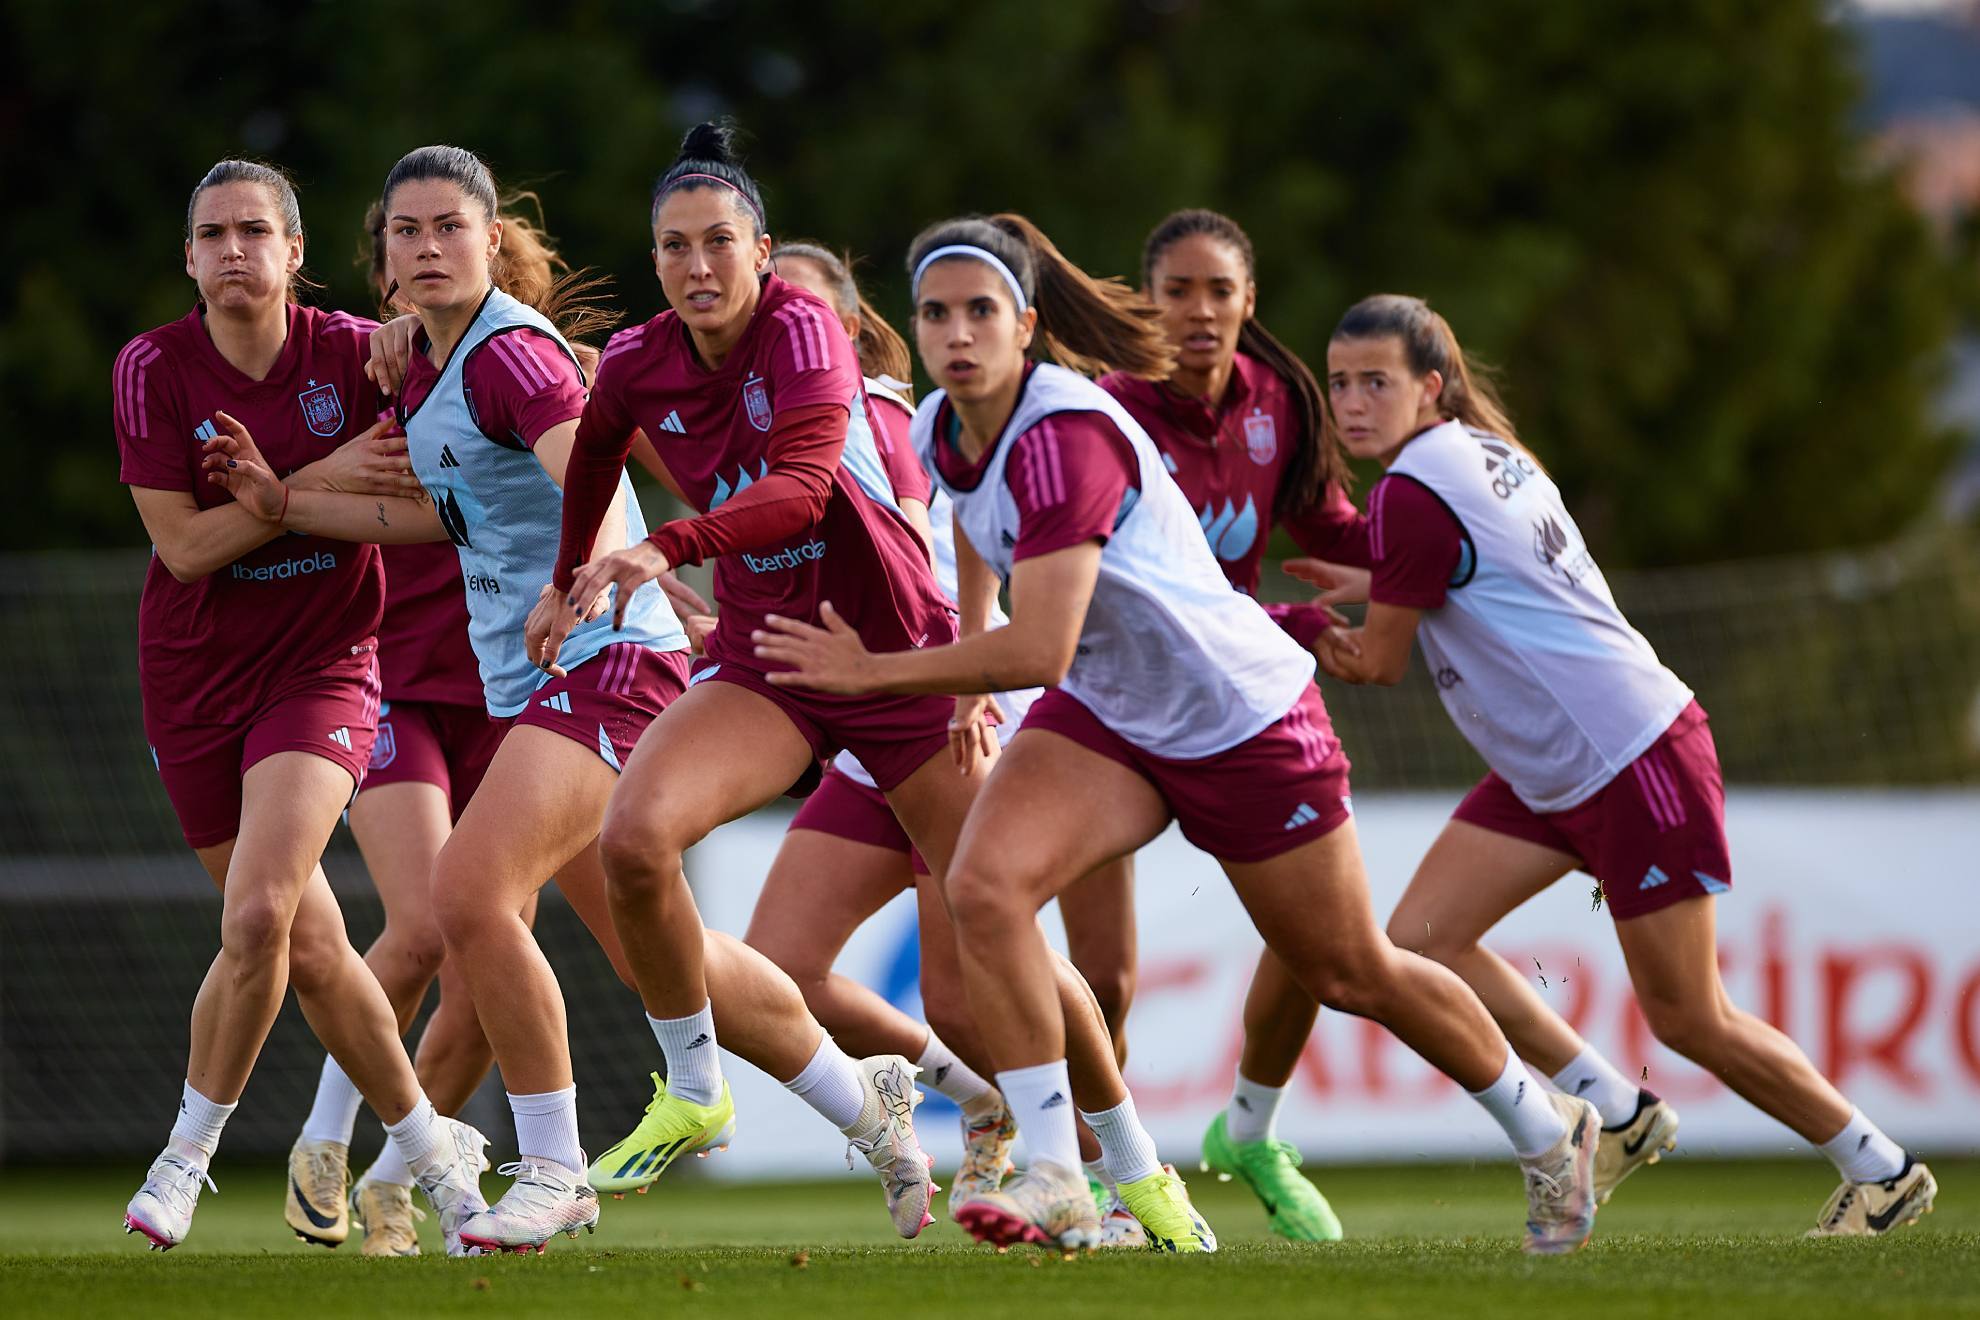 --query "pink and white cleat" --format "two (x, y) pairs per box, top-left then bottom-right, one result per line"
(124, 1151), (216, 1251)
(845, 1055), (938, 1238)
(458, 1157), (599, 1256)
